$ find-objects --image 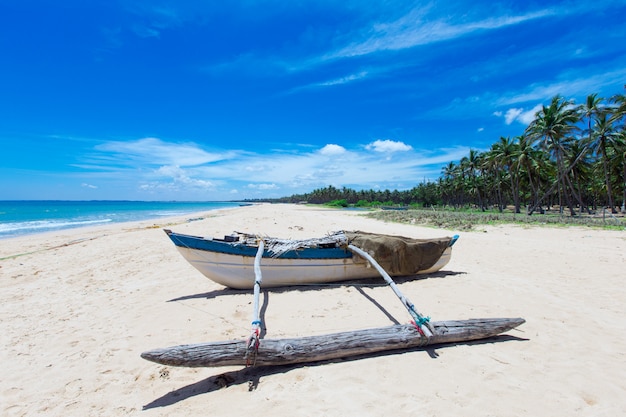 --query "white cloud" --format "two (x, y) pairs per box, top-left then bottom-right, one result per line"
(366, 139), (412, 153)
(81, 183), (98, 189)
(504, 108), (523, 124)
(319, 144), (347, 155)
(497, 104), (542, 125)
(155, 165), (215, 188)
(518, 105), (543, 124)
